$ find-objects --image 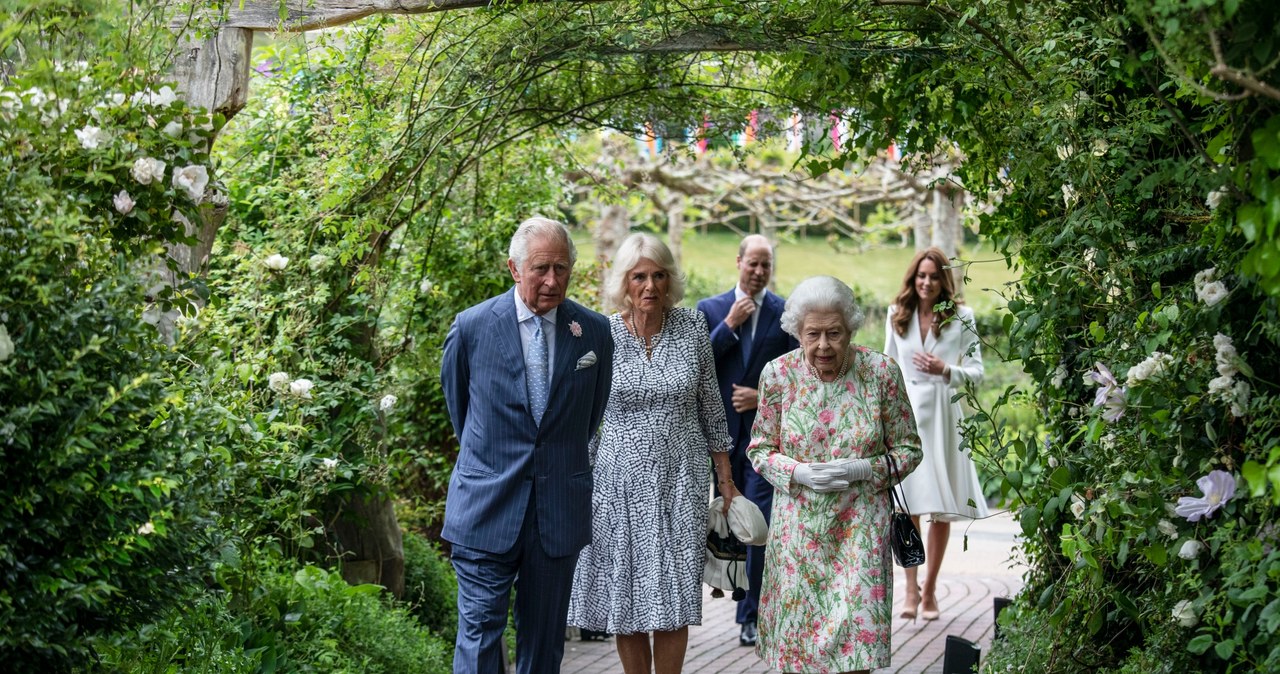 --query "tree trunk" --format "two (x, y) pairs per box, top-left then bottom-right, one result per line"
(329, 493), (406, 597)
